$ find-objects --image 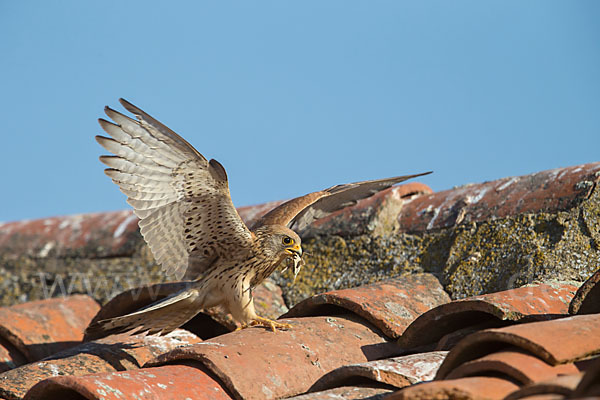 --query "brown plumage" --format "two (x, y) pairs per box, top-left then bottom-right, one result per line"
(85, 98), (431, 338)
